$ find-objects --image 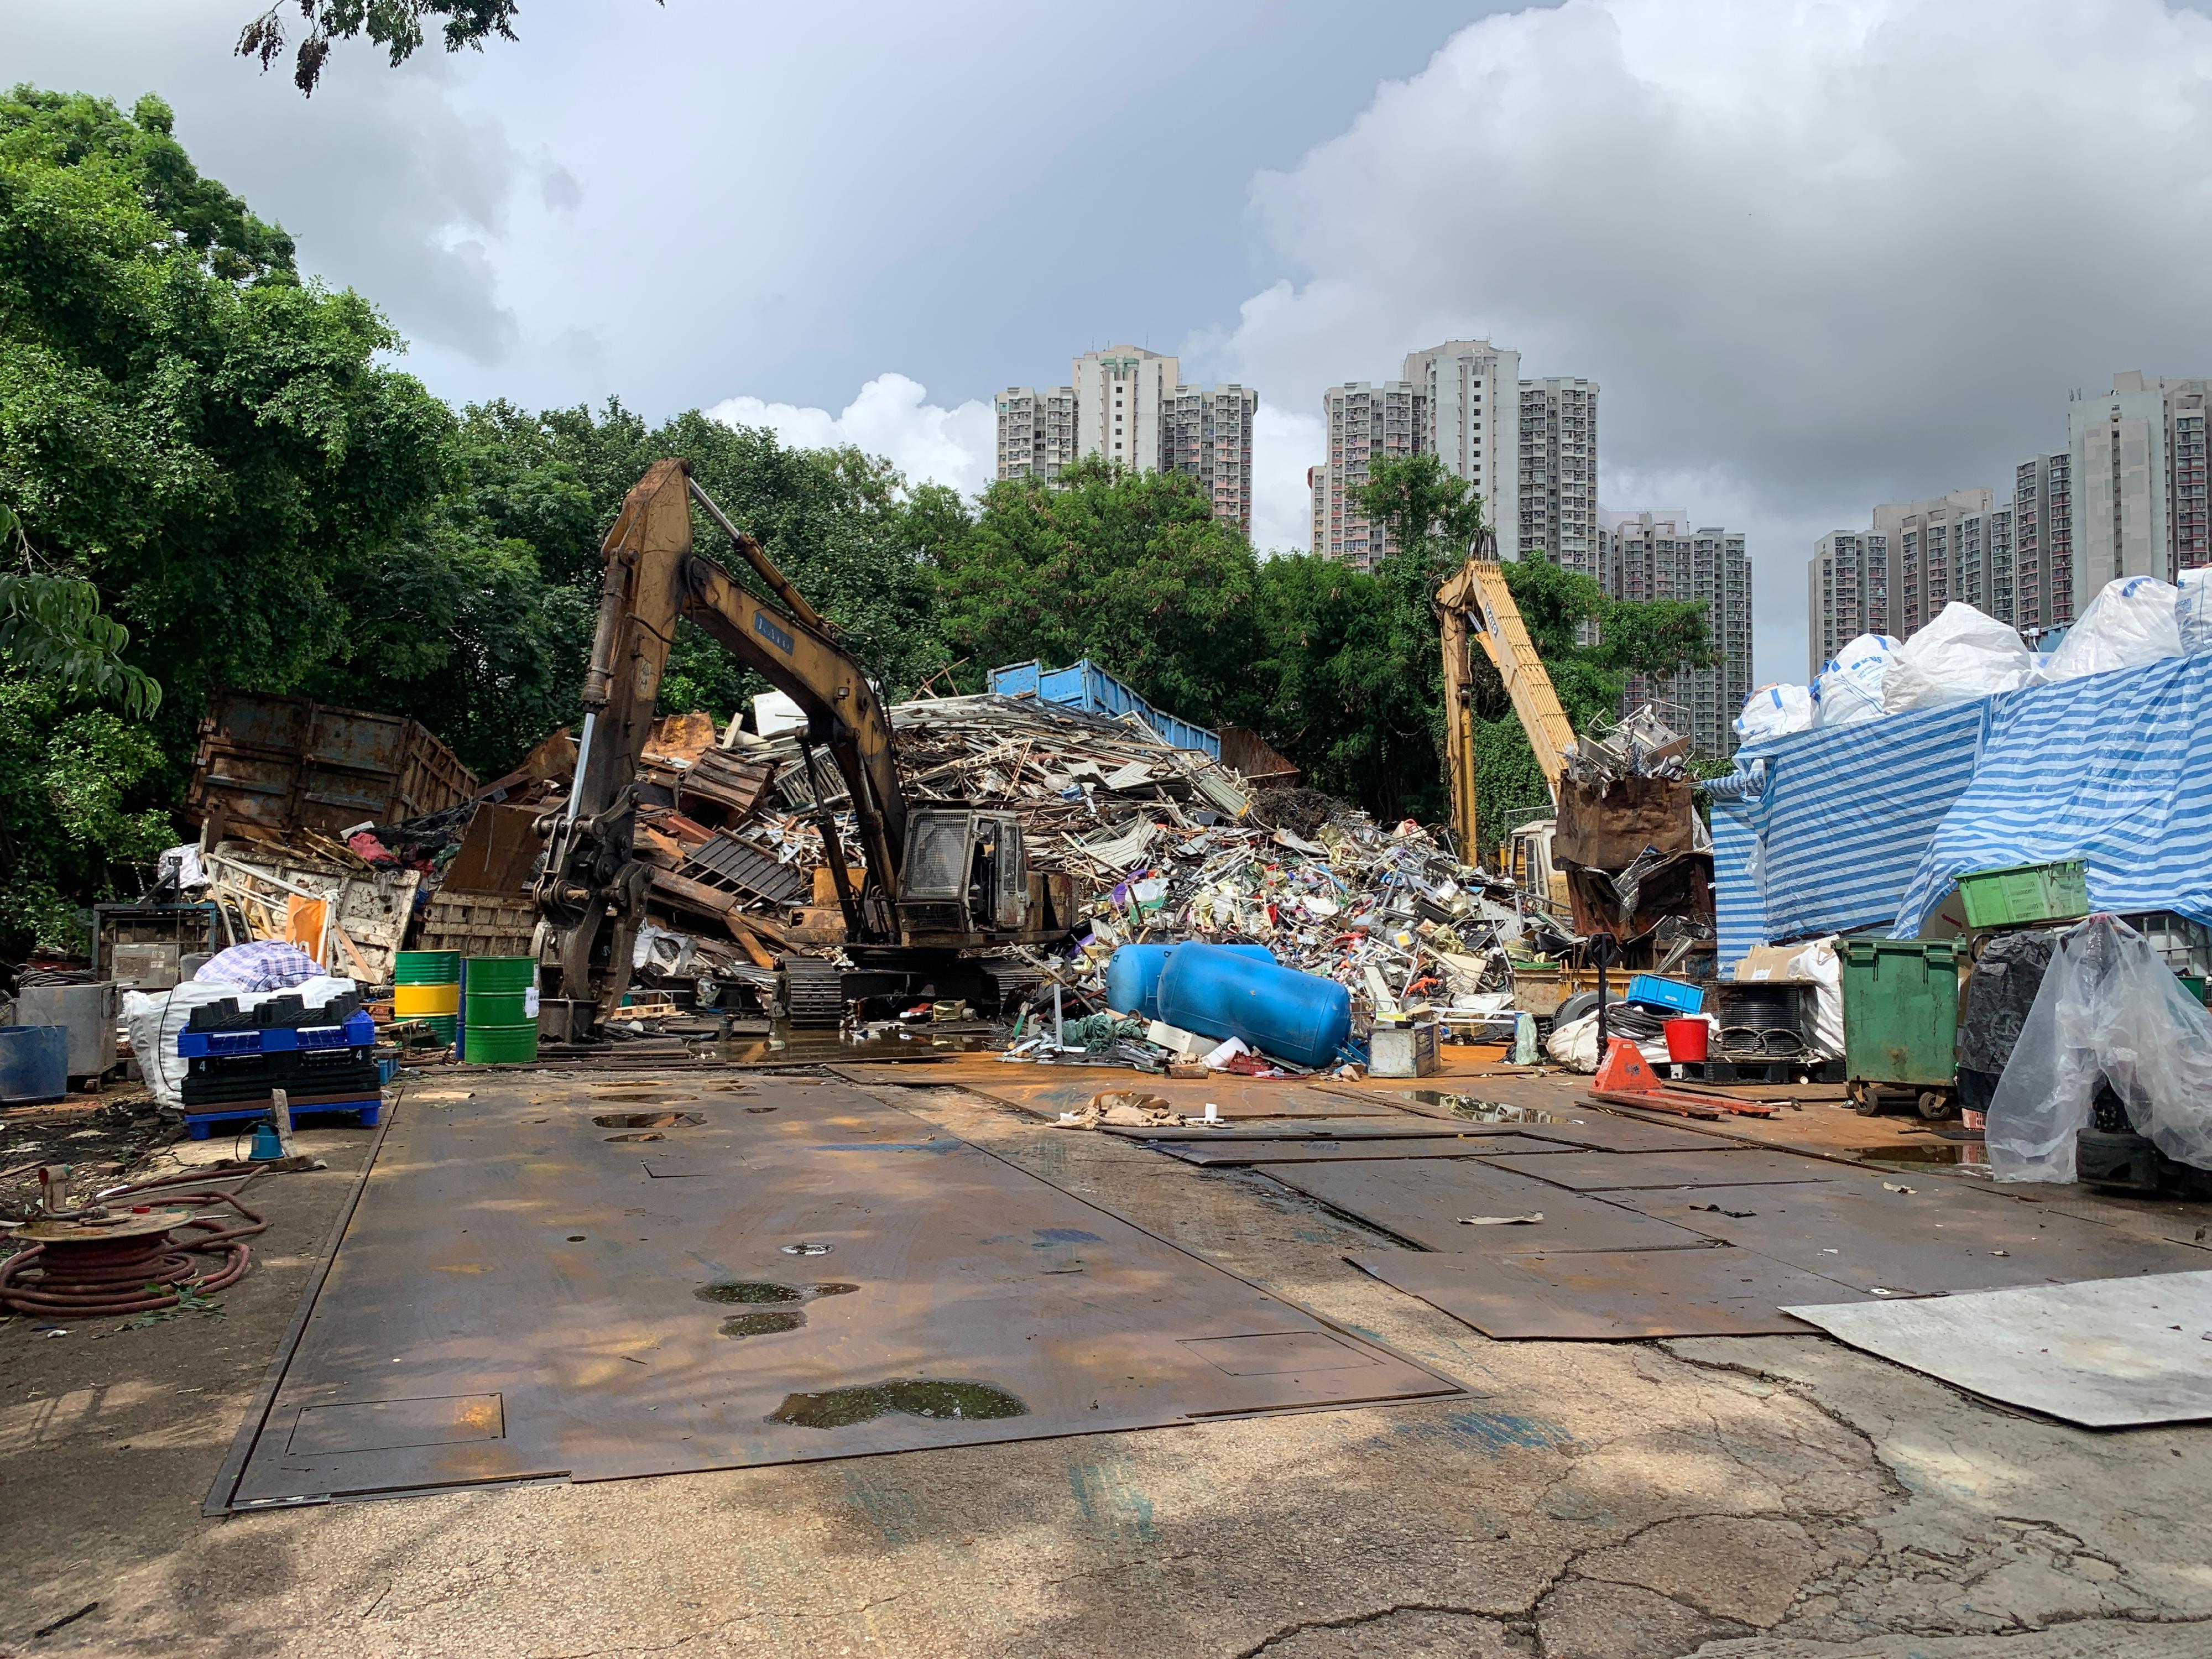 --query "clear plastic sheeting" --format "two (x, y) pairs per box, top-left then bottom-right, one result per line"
(1985, 916), (2212, 1184)
(2042, 577), (2183, 684)
(1735, 682), (1814, 743)
(1812, 633), (1897, 727)
(1882, 604), (2038, 712)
